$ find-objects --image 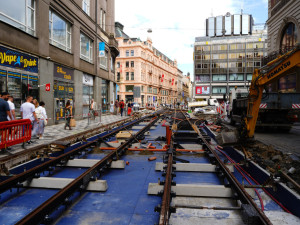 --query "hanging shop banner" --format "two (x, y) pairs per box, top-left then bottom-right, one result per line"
(0, 45), (38, 73)
(54, 64), (74, 81)
(171, 78), (174, 85)
(45, 83), (51, 91)
(83, 73), (94, 86)
(195, 86), (210, 95)
(161, 74), (164, 82)
(99, 42), (105, 57)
